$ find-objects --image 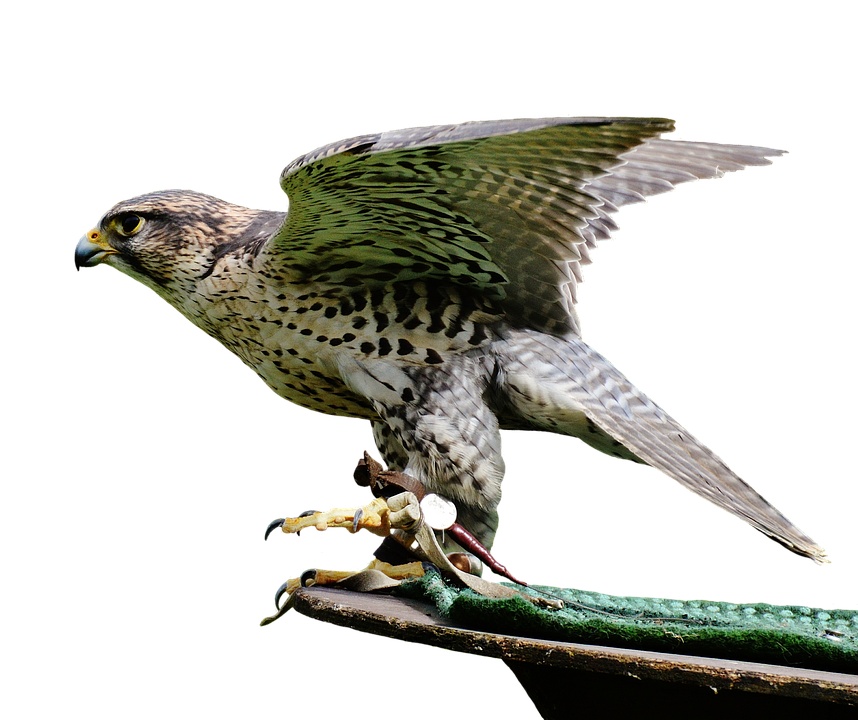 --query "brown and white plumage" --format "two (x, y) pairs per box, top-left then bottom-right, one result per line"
(75, 117), (825, 562)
